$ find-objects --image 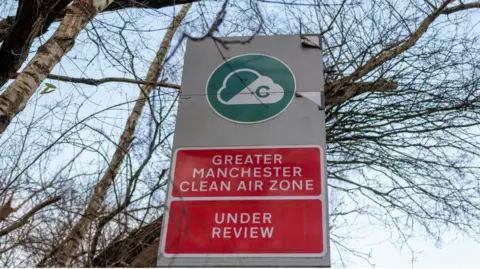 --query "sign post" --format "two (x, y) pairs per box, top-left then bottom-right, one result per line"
(157, 35), (330, 267)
